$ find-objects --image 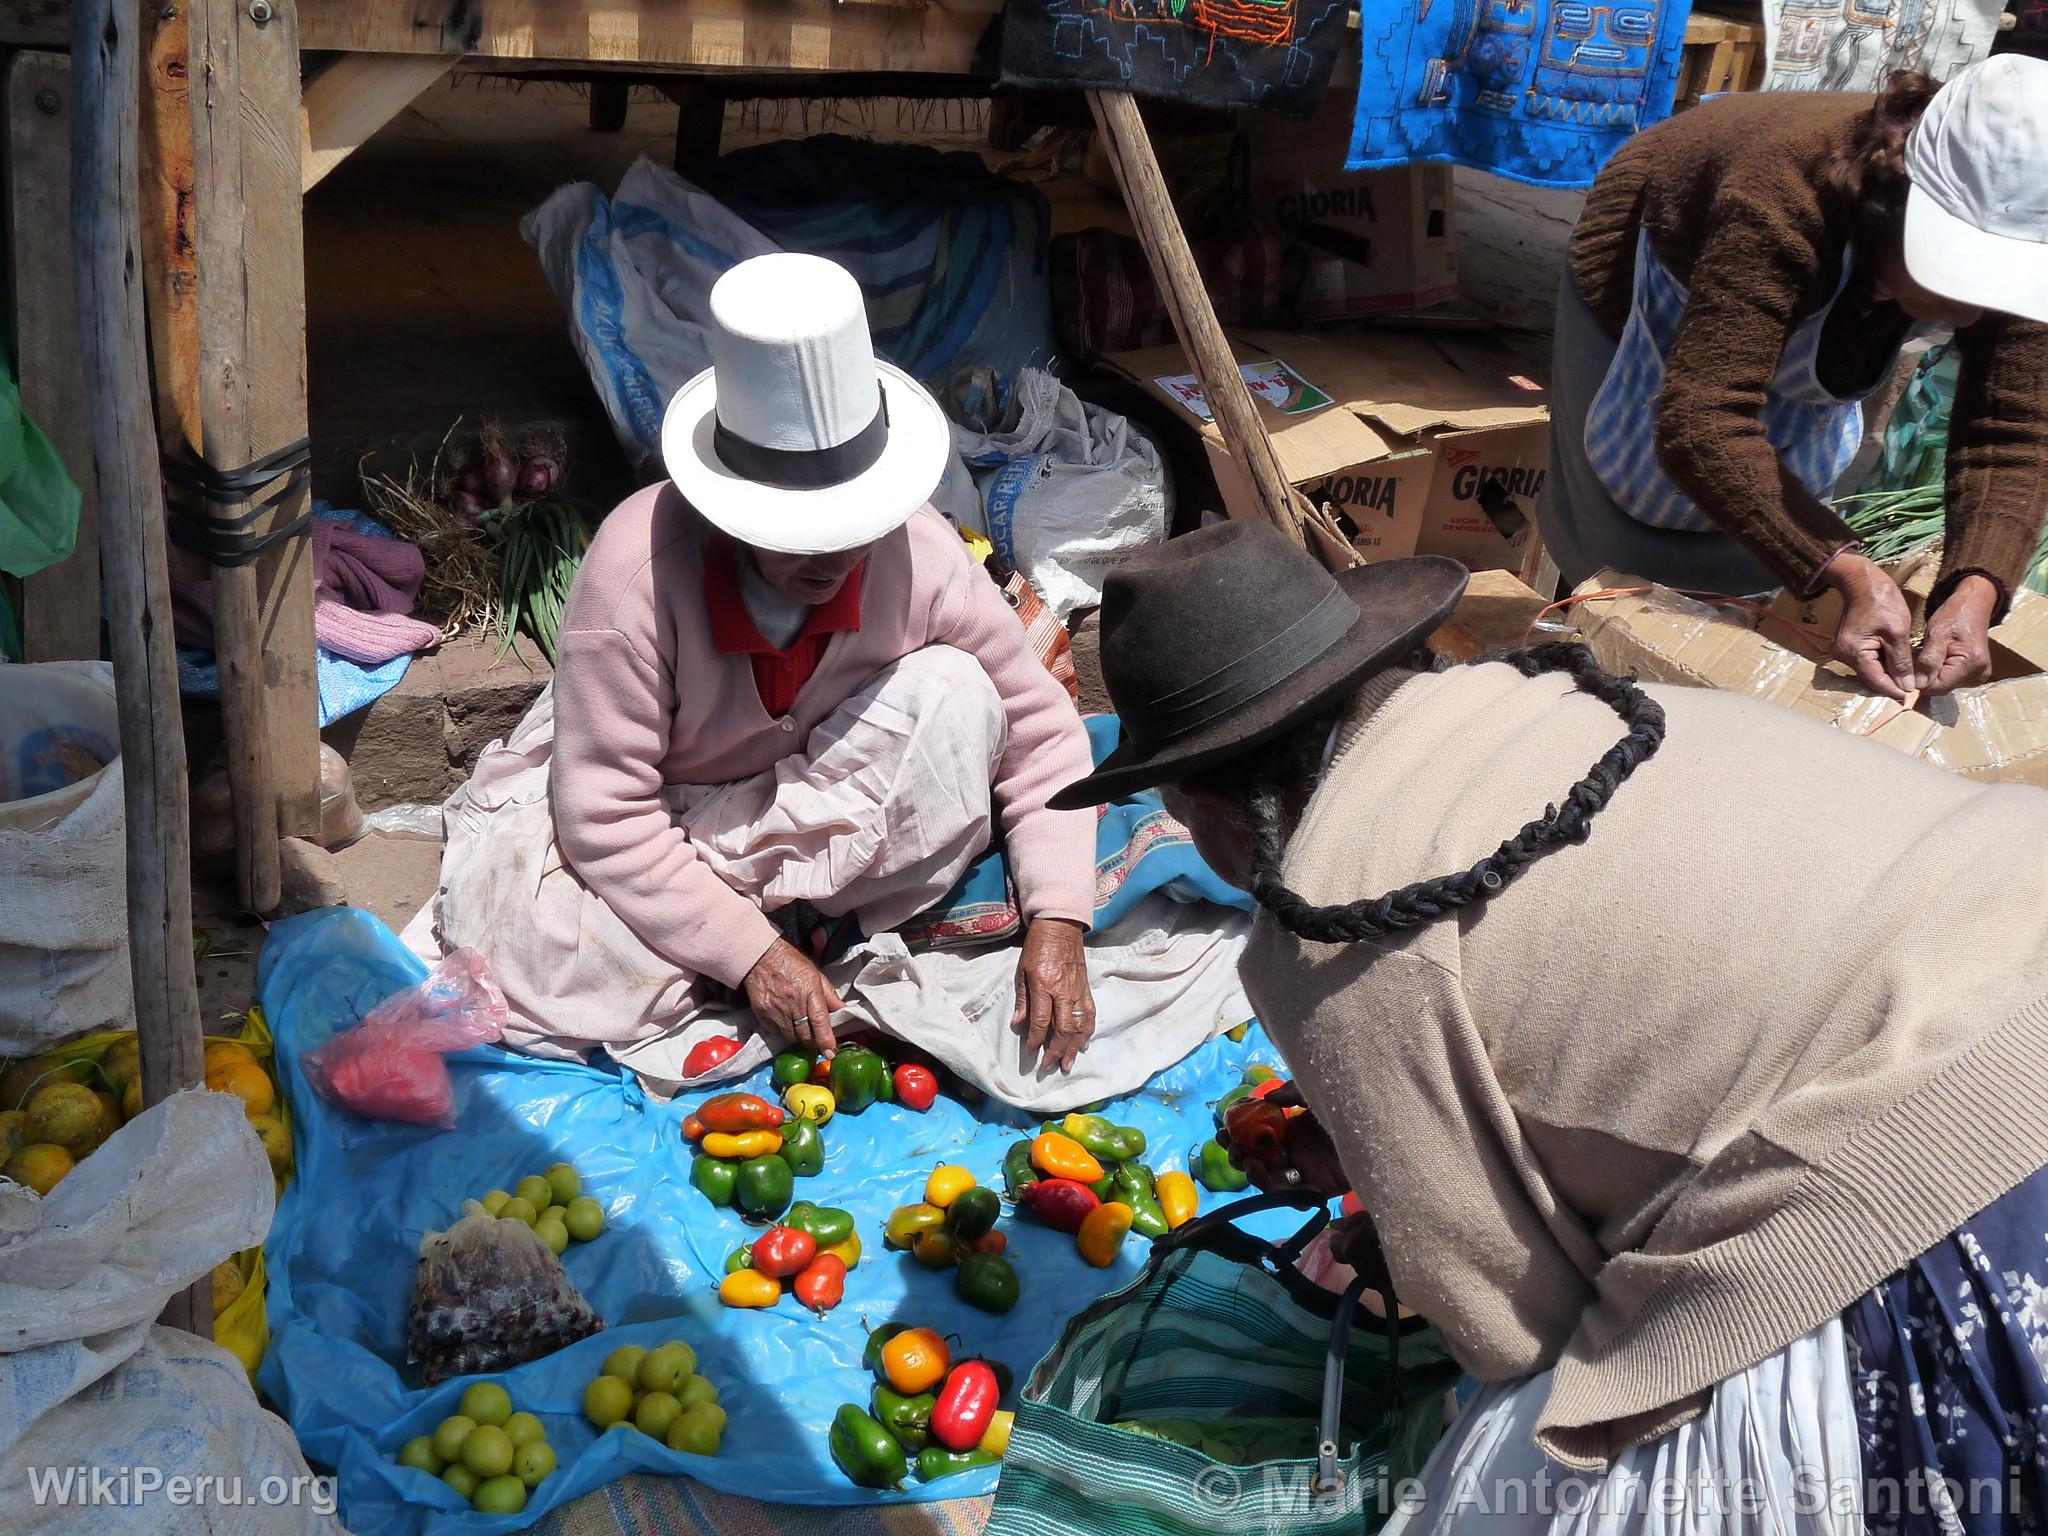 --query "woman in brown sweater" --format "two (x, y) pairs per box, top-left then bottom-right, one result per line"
(1538, 57), (2048, 703)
